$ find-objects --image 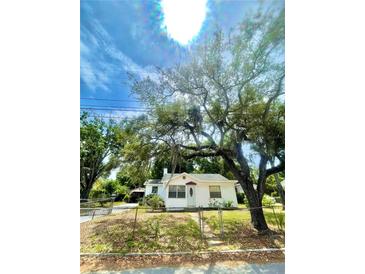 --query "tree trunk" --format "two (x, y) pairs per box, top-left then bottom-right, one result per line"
(80, 186), (91, 199)
(257, 154), (268, 201)
(221, 153), (270, 232)
(243, 179), (270, 232)
(80, 179), (93, 199)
